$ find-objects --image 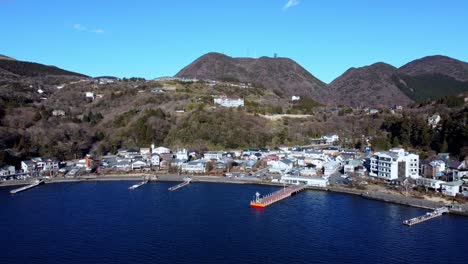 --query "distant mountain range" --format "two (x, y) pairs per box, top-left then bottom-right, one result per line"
(1, 52), (467, 107)
(175, 52), (329, 102)
(178, 53), (468, 107)
(0, 57), (87, 78)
